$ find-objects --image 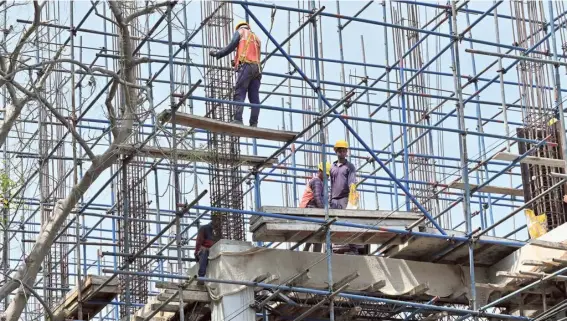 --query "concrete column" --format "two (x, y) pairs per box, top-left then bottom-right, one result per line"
(211, 287), (255, 321)
(208, 239), (256, 321)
